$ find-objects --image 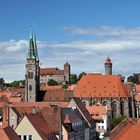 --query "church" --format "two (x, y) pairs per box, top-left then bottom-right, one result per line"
(24, 32), (135, 119)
